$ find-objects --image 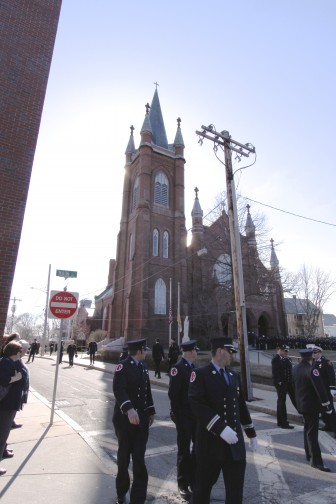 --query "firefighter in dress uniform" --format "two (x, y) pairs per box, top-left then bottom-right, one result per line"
(188, 337), (257, 504)
(271, 344), (296, 428)
(309, 344), (336, 436)
(112, 338), (156, 504)
(168, 339), (198, 500)
(292, 348), (332, 472)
